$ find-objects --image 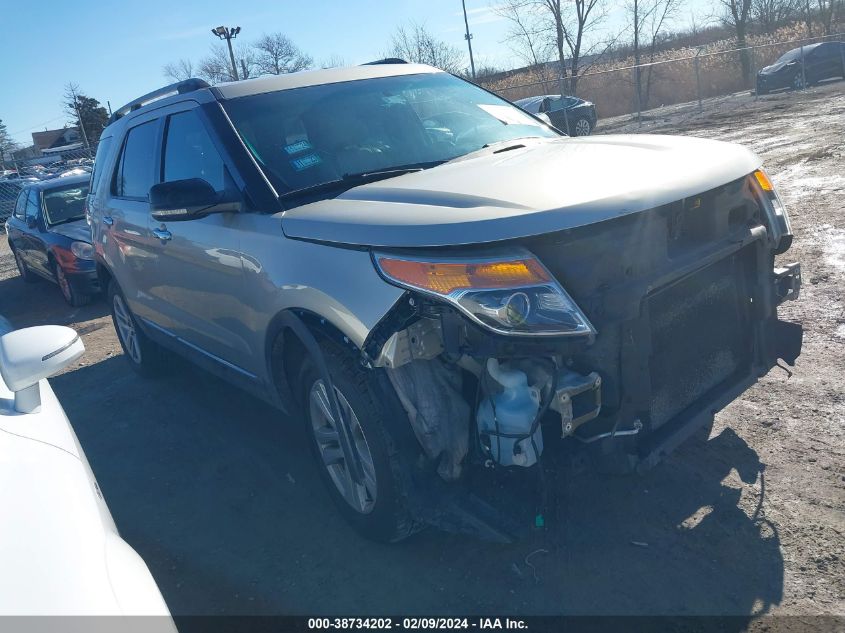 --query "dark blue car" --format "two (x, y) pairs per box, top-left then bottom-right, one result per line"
(4, 174), (99, 306)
